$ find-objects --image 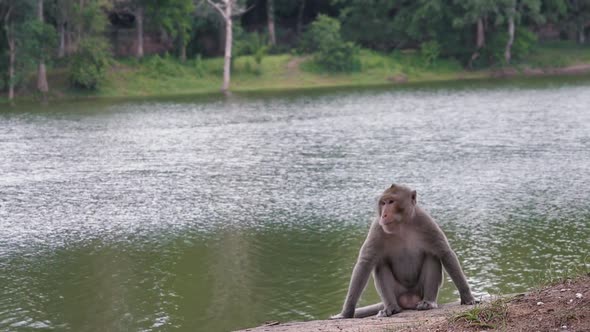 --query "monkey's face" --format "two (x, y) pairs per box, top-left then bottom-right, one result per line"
(378, 186), (417, 234)
(378, 196), (404, 233)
